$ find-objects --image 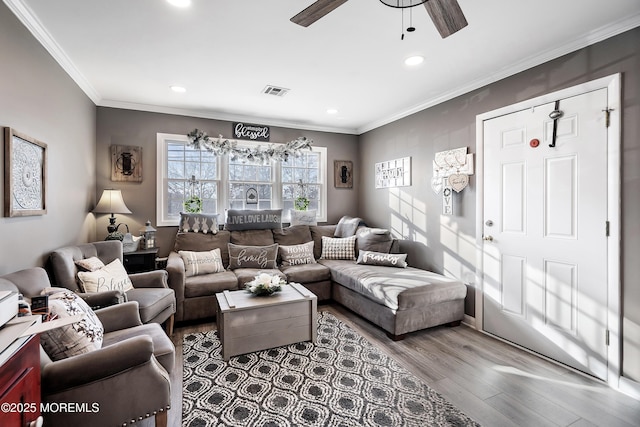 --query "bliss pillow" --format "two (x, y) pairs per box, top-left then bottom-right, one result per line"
(74, 256), (105, 272)
(180, 212), (219, 234)
(290, 209), (317, 226)
(39, 289), (104, 361)
(179, 248), (224, 277)
(320, 235), (357, 260)
(77, 258), (134, 293)
(357, 250), (408, 268)
(279, 241), (317, 266)
(228, 243), (279, 270)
